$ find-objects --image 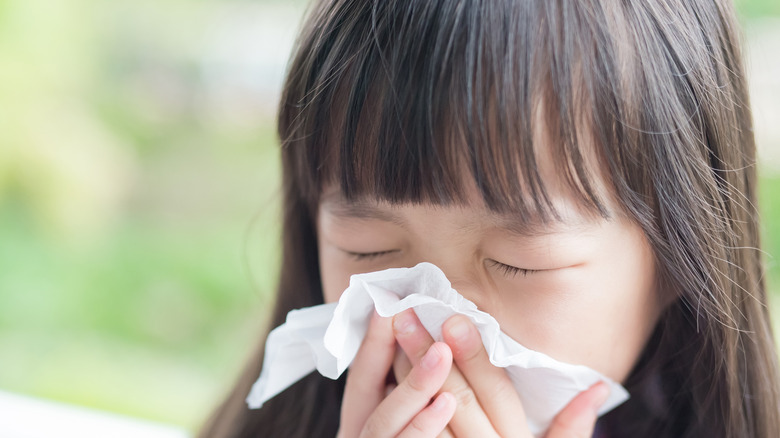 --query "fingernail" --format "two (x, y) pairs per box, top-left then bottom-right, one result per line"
(446, 318), (470, 343)
(591, 383), (610, 414)
(420, 344), (442, 370)
(393, 311), (417, 336)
